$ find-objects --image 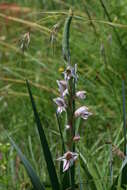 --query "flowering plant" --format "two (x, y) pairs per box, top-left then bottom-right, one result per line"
(8, 9), (127, 190)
